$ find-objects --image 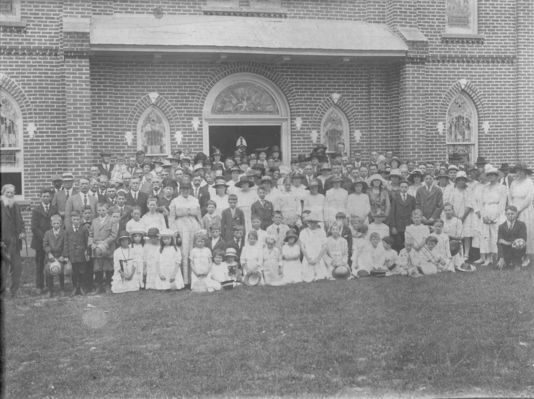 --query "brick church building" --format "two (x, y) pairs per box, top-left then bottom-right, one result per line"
(1, 0), (533, 208)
